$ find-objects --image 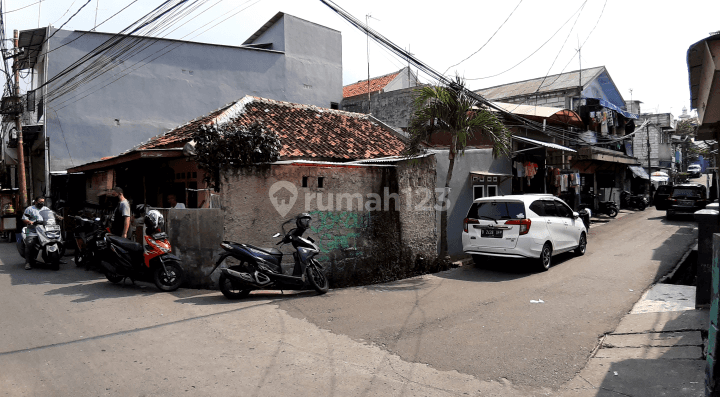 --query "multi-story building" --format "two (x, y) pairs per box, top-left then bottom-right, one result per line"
(5, 12), (342, 200)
